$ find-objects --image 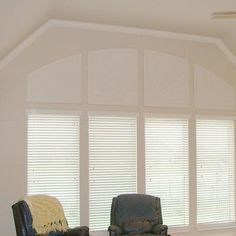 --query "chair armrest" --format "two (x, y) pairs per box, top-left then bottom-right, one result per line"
(151, 224), (168, 235)
(108, 224), (122, 236)
(65, 226), (89, 236)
